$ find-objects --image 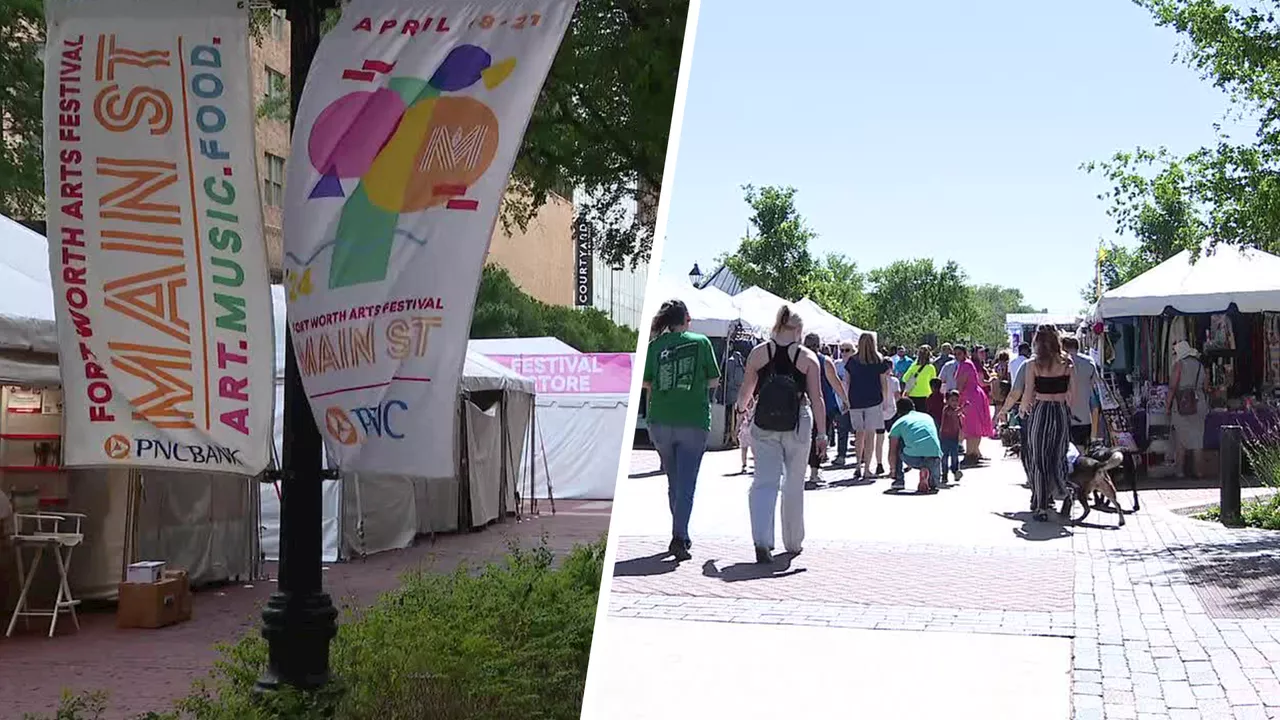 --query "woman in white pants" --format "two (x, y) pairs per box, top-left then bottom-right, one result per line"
(736, 305), (827, 564)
